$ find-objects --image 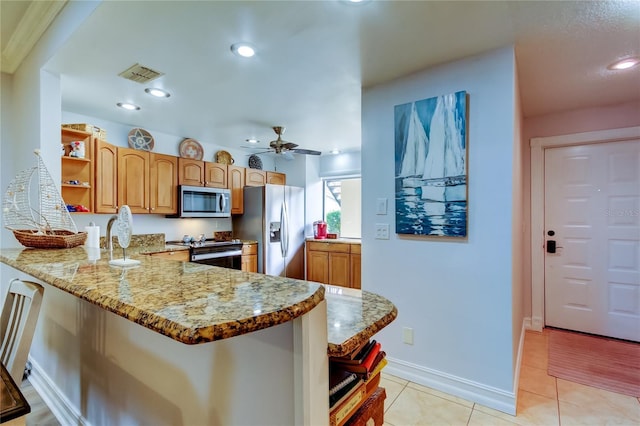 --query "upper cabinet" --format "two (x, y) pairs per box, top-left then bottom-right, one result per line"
(204, 162), (227, 188)
(61, 128), (93, 212)
(178, 158), (204, 186)
(267, 171), (286, 185)
(178, 159), (227, 188)
(228, 165), (245, 215)
(118, 148), (178, 215)
(149, 153), (178, 214)
(245, 169), (266, 187)
(94, 139), (118, 214)
(118, 147), (149, 214)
